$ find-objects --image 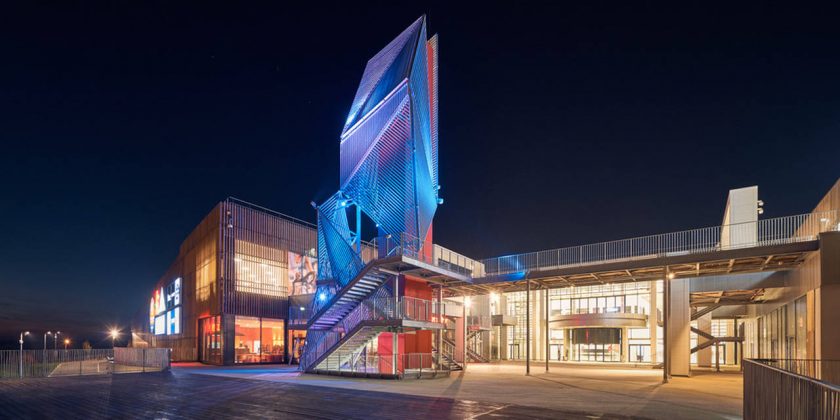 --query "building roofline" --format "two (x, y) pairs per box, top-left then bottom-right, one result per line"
(224, 196), (316, 229)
